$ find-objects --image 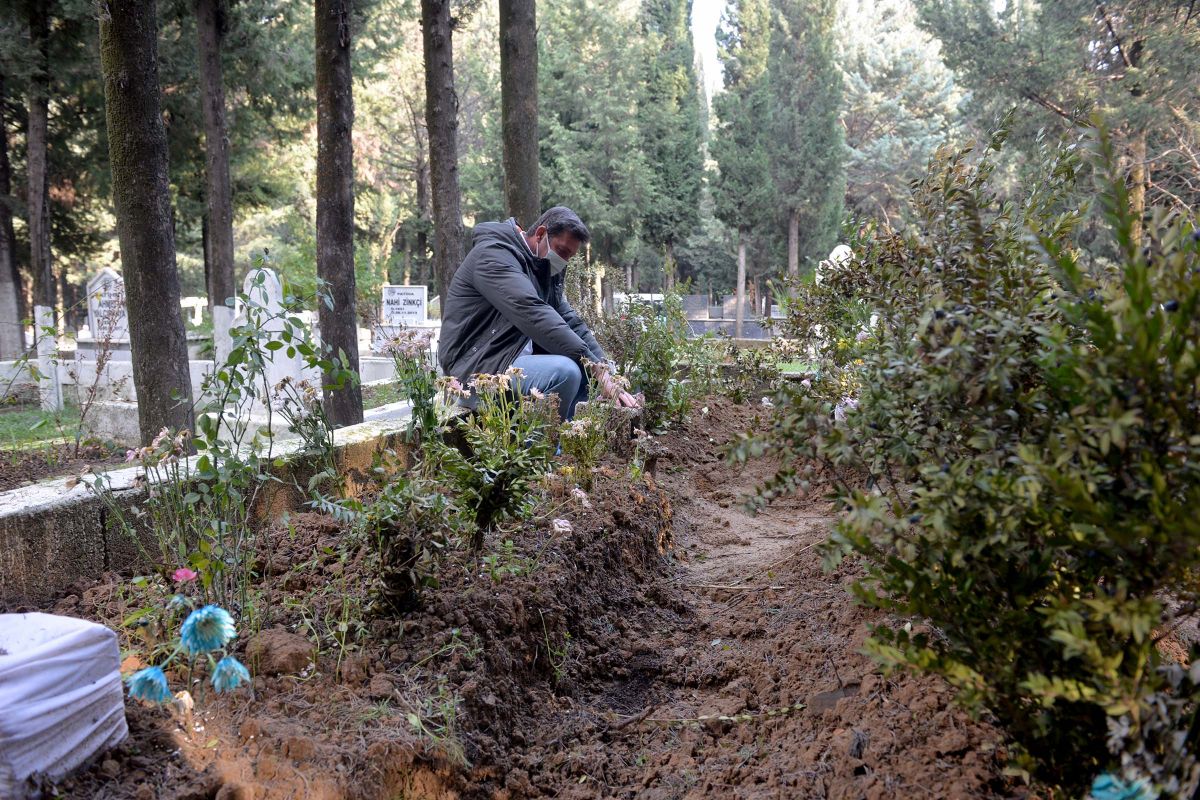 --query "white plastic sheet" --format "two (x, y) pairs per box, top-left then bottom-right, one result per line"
(0, 612), (128, 798)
